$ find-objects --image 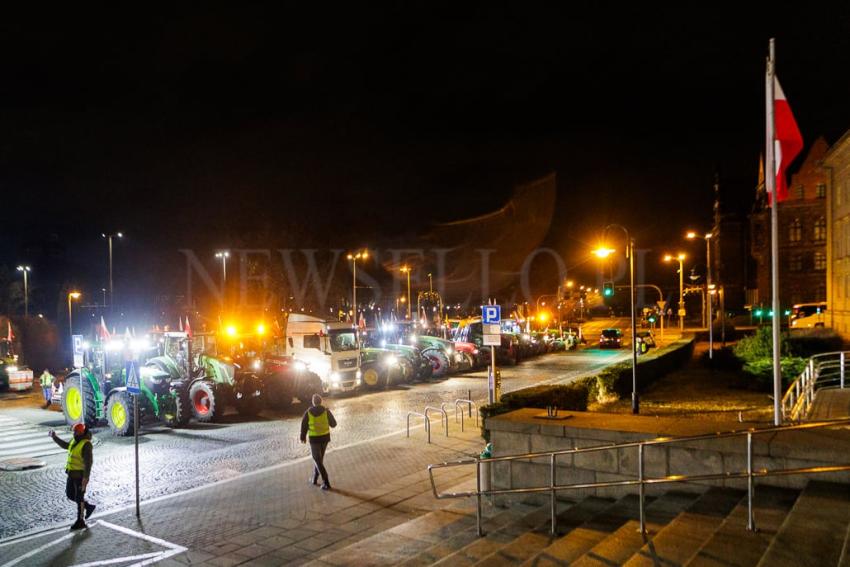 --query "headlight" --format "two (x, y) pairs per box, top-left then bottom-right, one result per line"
(445, 346), (453, 356)
(384, 355), (398, 367)
(6, 365), (17, 373)
(330, 372), (341, 383)
(293, 361), (307, 372)
(473, 348), (479, 355)
(252, 359), (263, 371)
(106, 339), (124, 352)
(356, 369), (362, 379)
